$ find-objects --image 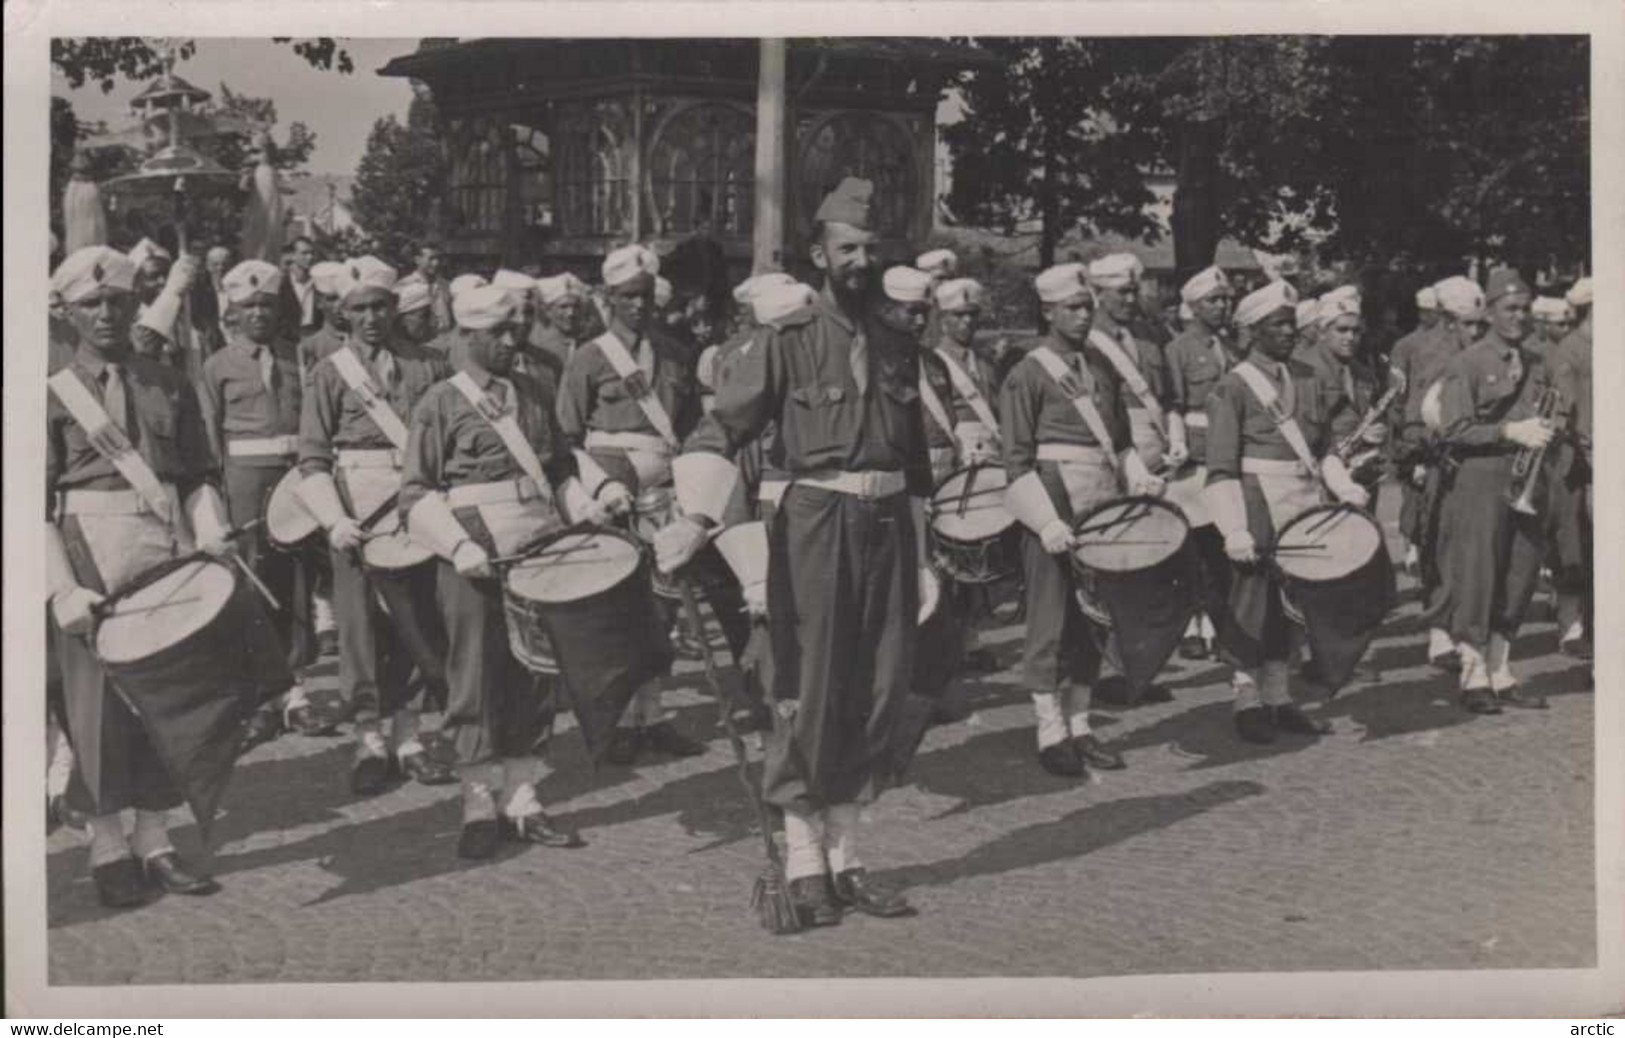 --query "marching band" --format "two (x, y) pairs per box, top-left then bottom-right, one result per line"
(44, 176), (1594, 929)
